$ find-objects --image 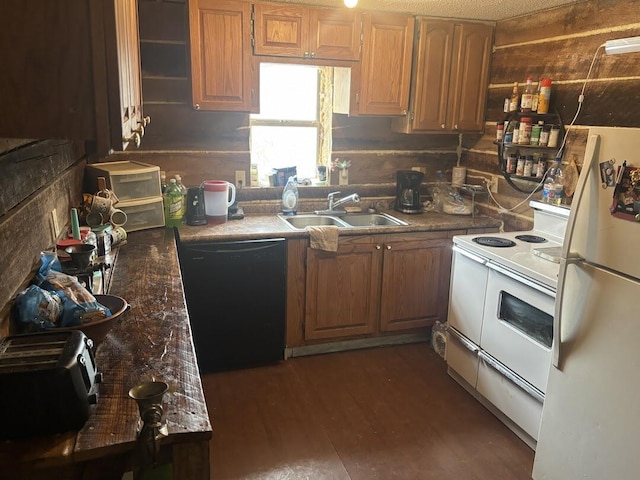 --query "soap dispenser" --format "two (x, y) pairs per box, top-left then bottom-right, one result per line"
(281, 176), (298, 216)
